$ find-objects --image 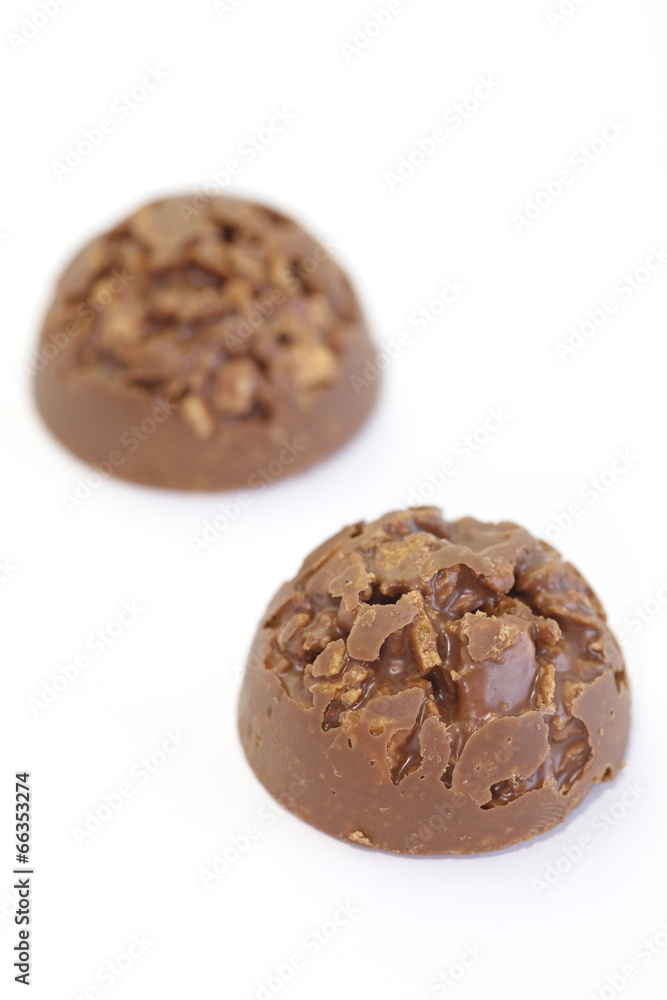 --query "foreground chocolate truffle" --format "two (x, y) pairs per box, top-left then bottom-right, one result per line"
(34, 196), (377, 490)
(238, 508), (630, 854)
